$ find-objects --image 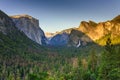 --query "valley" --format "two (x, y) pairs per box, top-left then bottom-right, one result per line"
(0, 10), (120, 80)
